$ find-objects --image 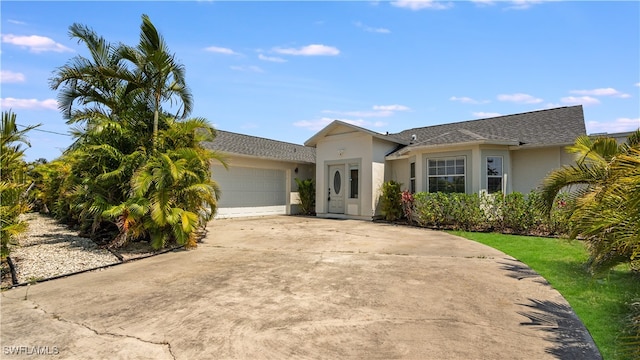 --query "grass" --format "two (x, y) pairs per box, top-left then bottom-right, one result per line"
(449, 231), (639, 360)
